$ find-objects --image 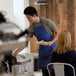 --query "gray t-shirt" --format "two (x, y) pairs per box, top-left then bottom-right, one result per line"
(27, 18), (58, 37)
